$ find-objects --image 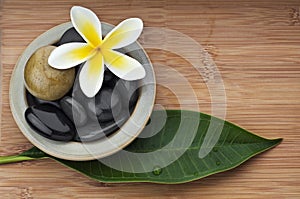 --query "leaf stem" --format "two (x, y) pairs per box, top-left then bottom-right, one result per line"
(0, 155), (37, 164)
